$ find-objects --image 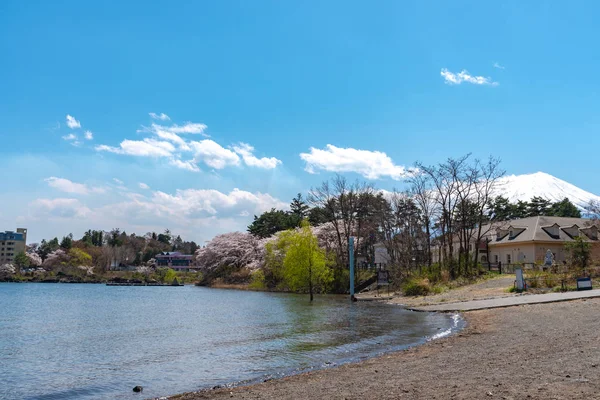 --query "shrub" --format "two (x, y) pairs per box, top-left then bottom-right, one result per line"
(402, 278), (430, 296)
(249, 270), (266, 290)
